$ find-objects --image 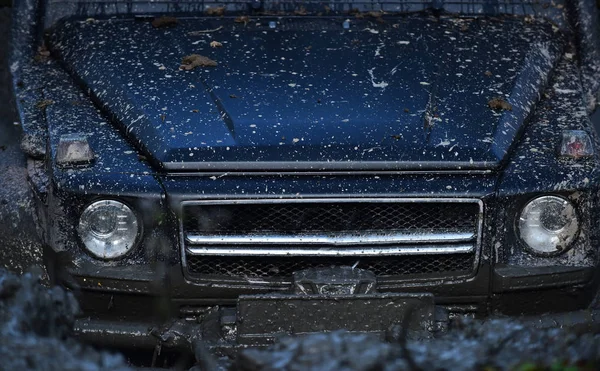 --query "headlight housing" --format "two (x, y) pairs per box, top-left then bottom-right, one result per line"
(78, 200), (140, 259)
(518, 195), (579, 255)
